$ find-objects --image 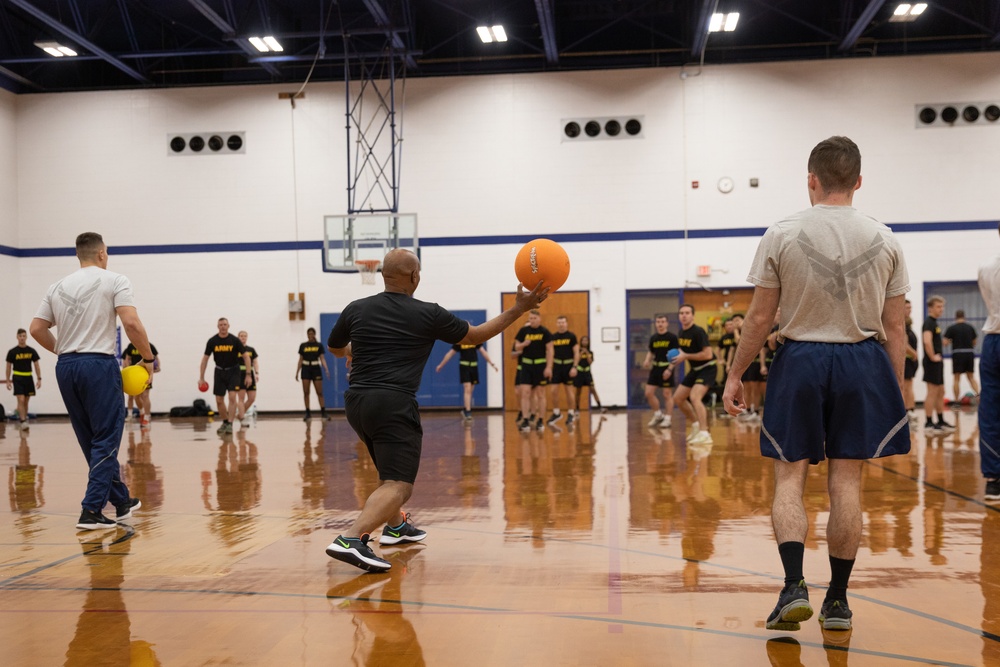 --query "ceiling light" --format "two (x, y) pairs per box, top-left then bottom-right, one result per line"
(709, 13), (740, 33)
(35, 40), (78, 57)
(249, 37), (268, 52)
(890, 3), (927, 22)
(262, 36), (283, 52)
(476, 25), (507, 43)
